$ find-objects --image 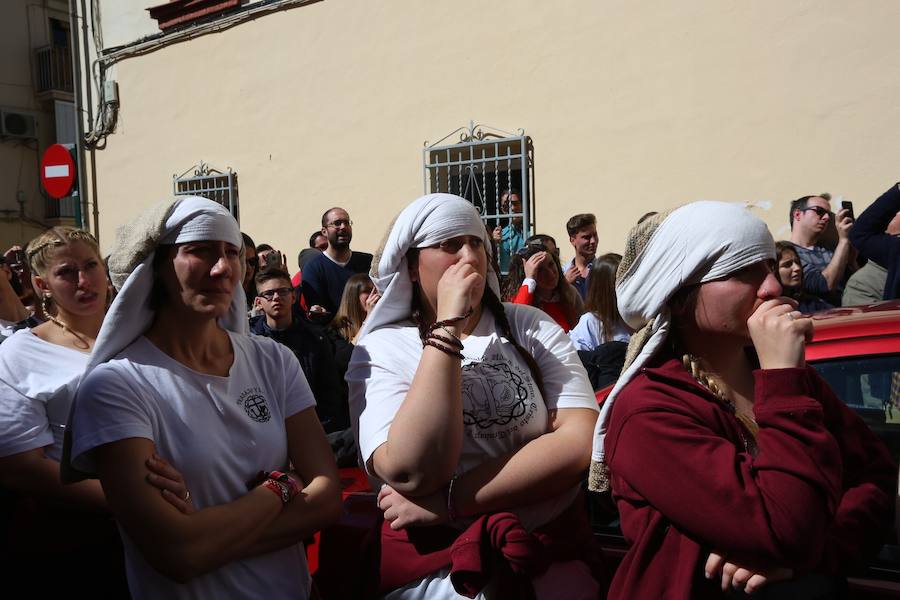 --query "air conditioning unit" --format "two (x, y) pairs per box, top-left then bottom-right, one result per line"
(1, 109), (38, 139)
